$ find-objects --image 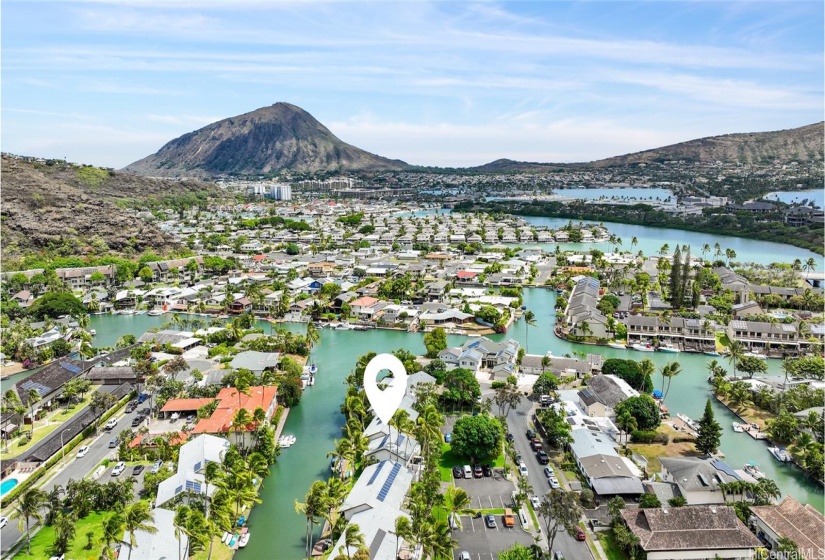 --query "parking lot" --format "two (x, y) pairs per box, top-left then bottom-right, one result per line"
(452, 471), (516, 510)
(451, 513), (534, 560)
